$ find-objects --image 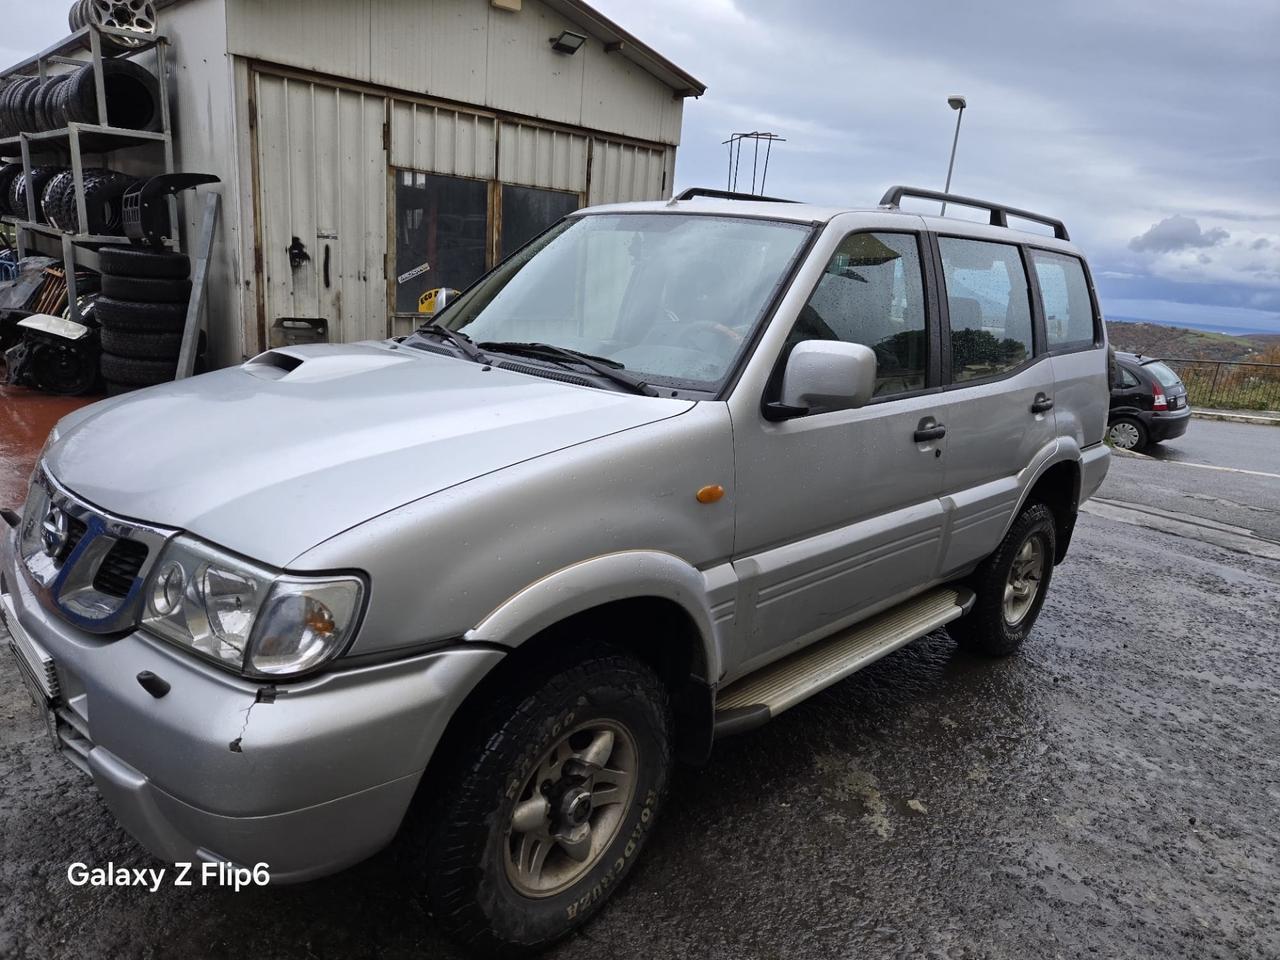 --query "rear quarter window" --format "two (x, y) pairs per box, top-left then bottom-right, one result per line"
(1030, 250), (1097, 350)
